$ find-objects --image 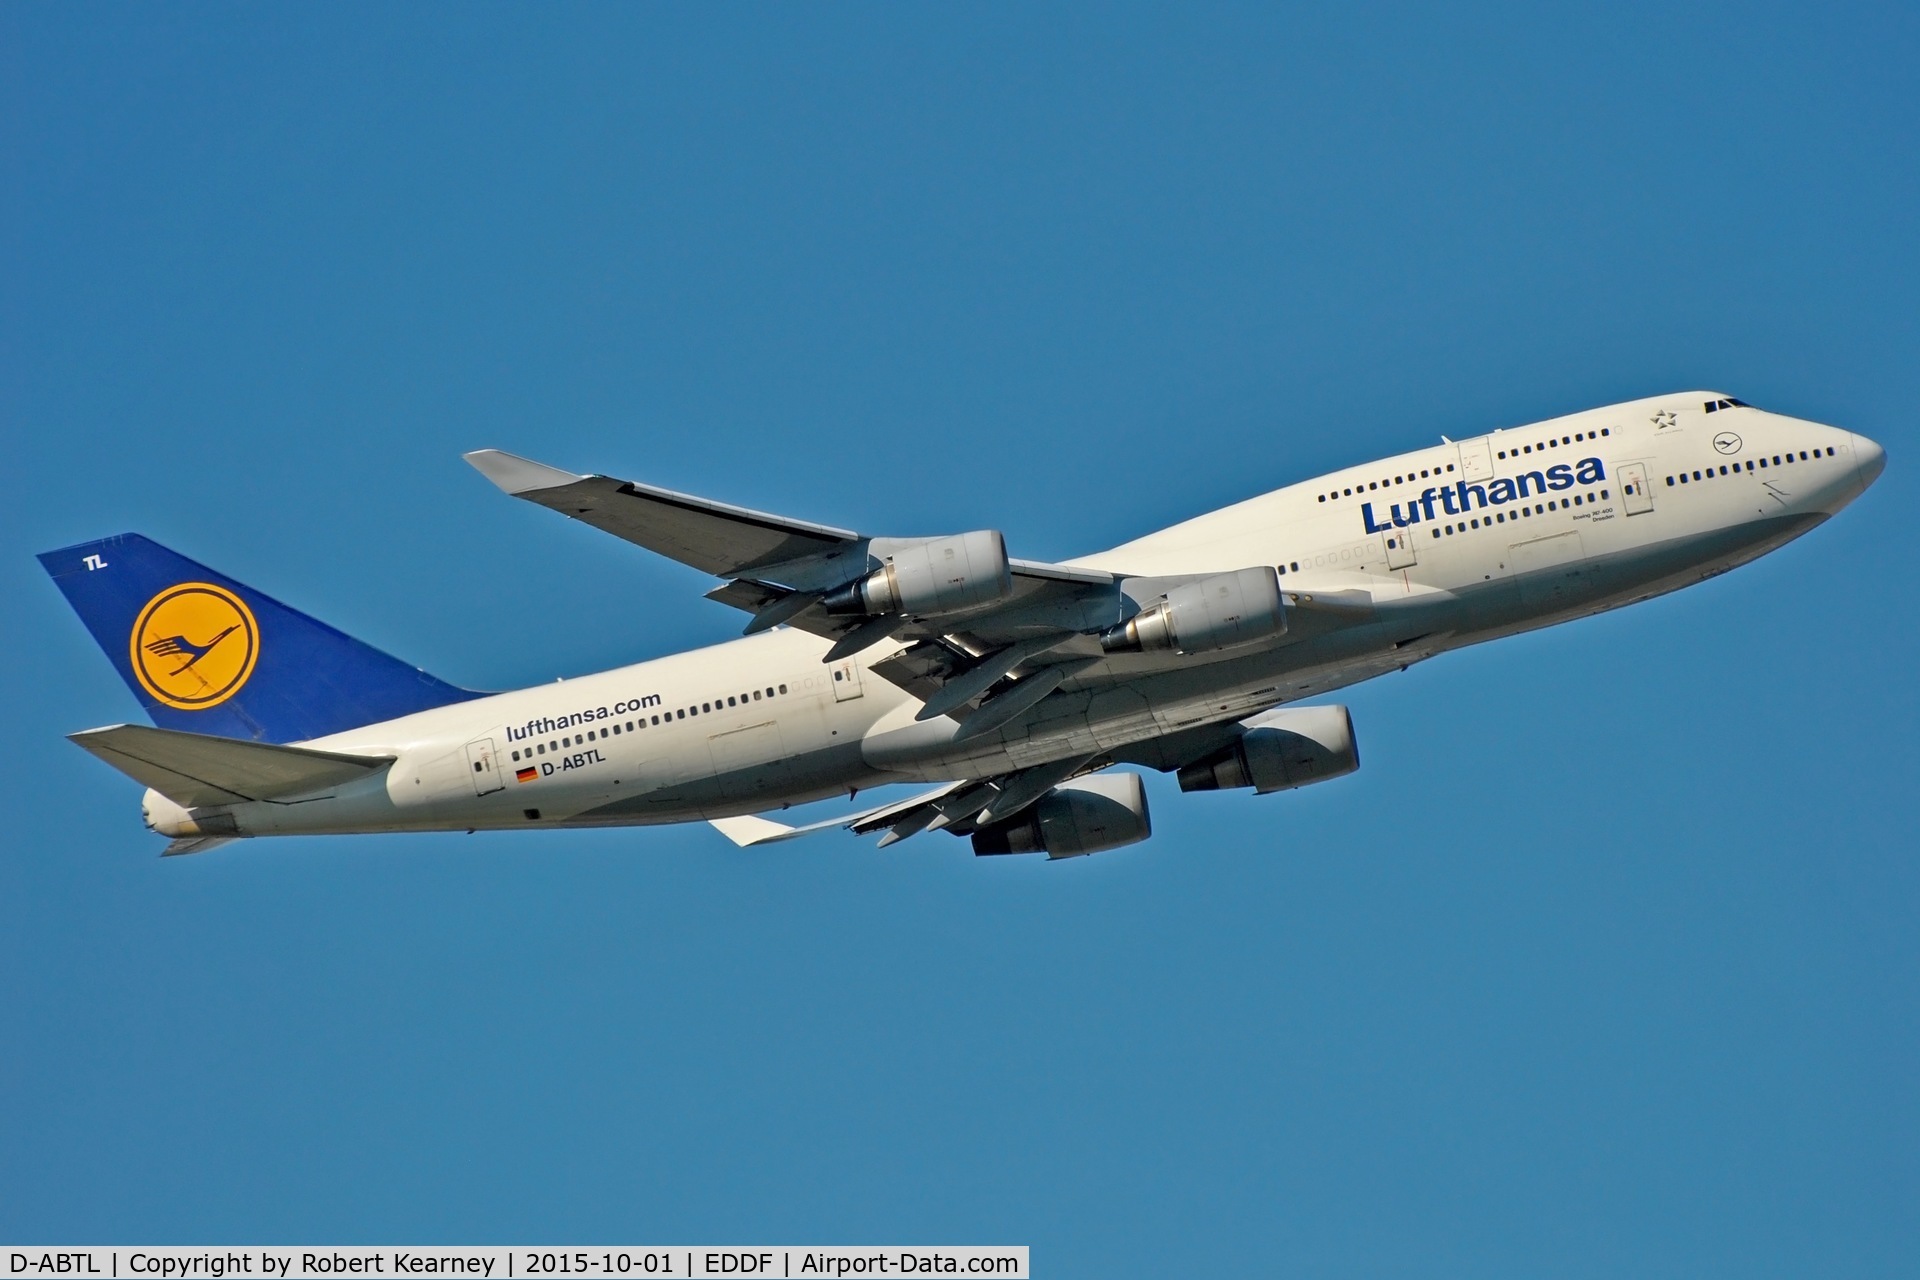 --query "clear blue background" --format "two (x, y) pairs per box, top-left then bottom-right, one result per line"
(4, 4), (1915, 1275)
